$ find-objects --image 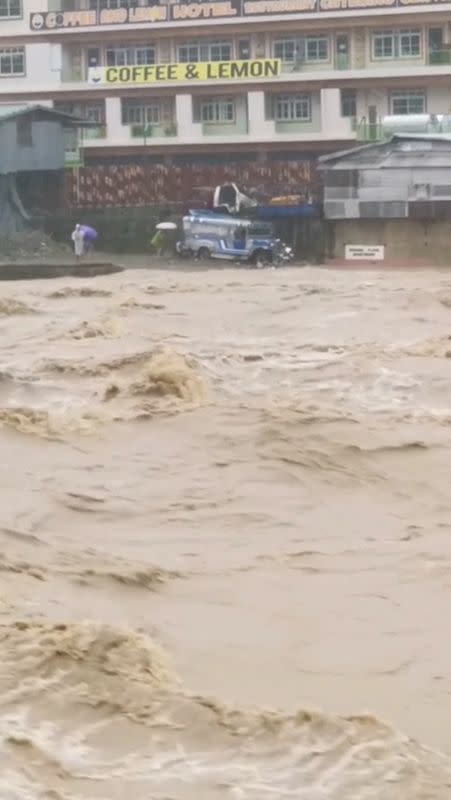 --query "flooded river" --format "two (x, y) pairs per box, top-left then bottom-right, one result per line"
(1, 263), (451, 798)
